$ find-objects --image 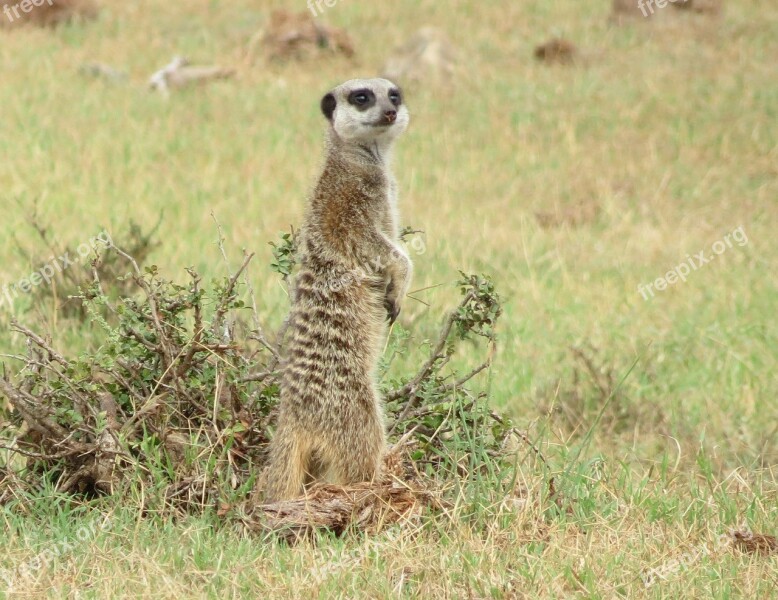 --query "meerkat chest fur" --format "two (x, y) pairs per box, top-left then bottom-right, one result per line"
(305, 146), (399, 267)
